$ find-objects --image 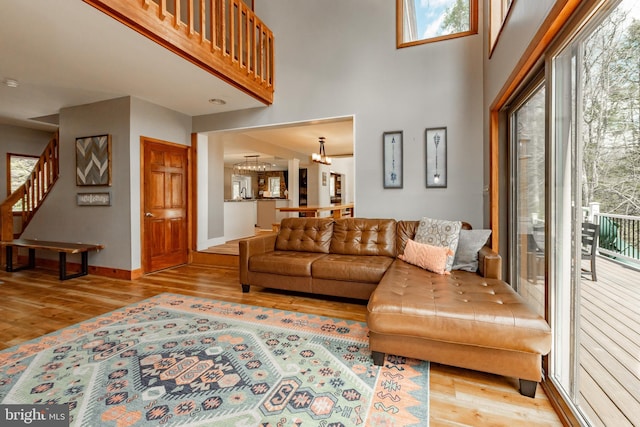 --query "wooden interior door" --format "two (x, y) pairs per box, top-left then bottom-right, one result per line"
(142, 138), (188, 273)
